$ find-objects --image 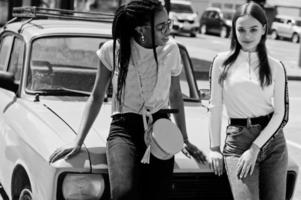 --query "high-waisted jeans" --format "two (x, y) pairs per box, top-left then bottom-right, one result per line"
(106, 112), (174, 200)
(223, 123), (288, 200)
